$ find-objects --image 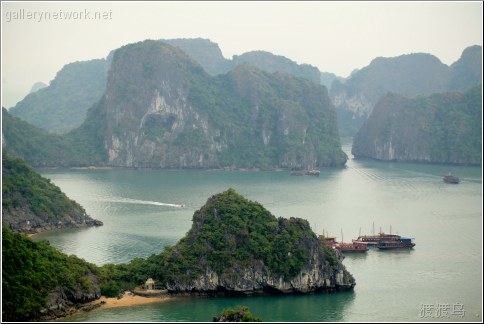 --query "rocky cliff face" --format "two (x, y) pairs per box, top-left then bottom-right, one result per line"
(93, 40), (346, 169)
(2, 204), (103, 234)
(39, 271), (101, 321)
(165, 243), (354, 295)
(331, 45), (482, 136)
(351, 86), (482, 165)
(160, 189), (355, 296)
(8, 38), (338, 137)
